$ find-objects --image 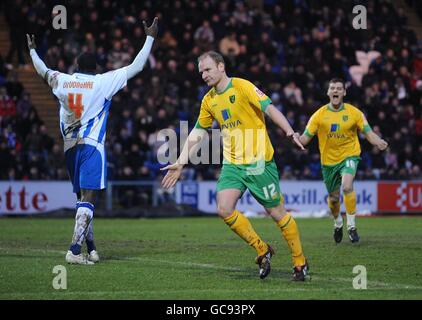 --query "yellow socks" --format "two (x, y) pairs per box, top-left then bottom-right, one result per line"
(344, 191), (356, 214)
(344, 191), (357, 229)
(223, 210), (268, 257)
(328, 197), (340, 218)
(277, 213), (306, 267)
(328, 197), (343, 227)
(223, 210), (306, 267)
